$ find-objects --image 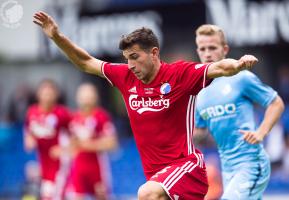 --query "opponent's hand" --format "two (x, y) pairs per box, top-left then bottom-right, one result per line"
(239, 130), (264, 144)
(49, 145), (62, 159)
(237, 55), (258, 71)
(33, 11), (59, 39)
